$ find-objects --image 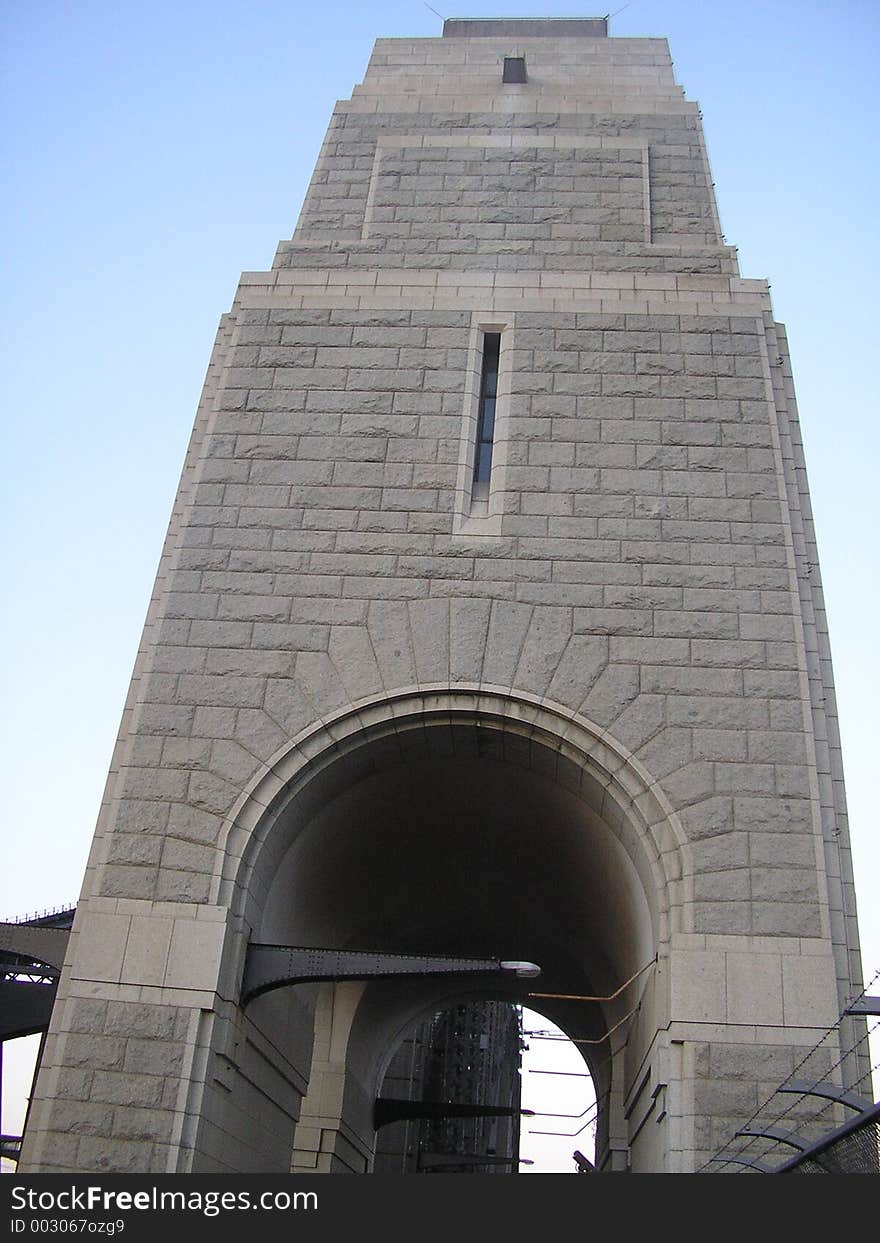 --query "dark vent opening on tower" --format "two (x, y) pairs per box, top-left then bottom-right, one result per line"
(502, 57), (527, 84)
(472, 332), (501, 502)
